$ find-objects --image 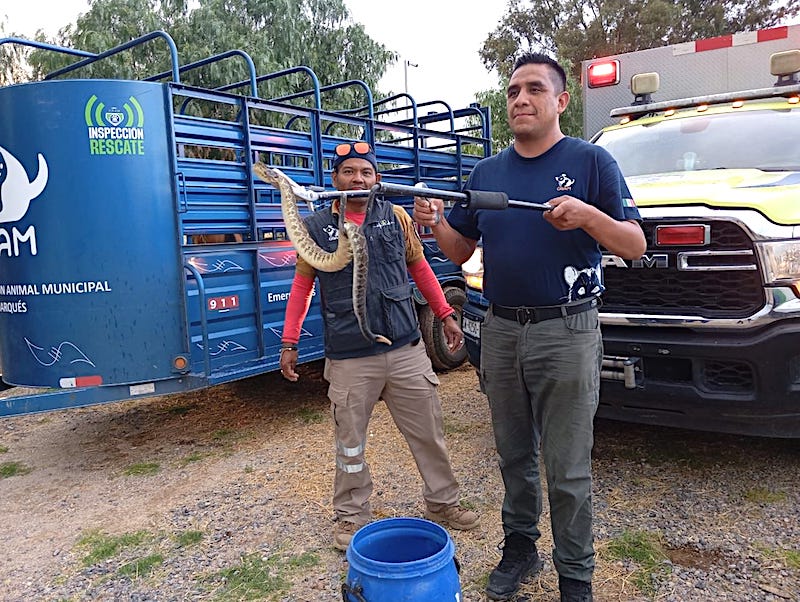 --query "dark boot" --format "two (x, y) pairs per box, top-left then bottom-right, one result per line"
(485, 532), (544, 600)
(559, 575), (593, 602)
